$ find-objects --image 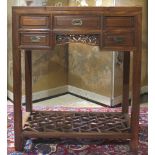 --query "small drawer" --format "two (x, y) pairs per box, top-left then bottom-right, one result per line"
(20, 33), (50, 46)
(20, 15), (49, 29)
(104, 32), (134, 47)
(104, 17), (134, 27)
(53, 15), (101, 30)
